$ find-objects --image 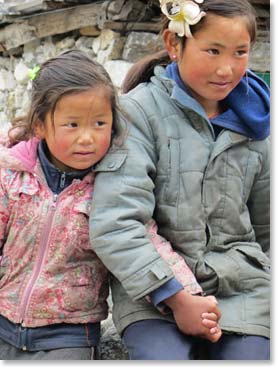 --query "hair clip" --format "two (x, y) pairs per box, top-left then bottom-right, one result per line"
(28, 65), (40, 81)
(160, 0), (206, 38)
